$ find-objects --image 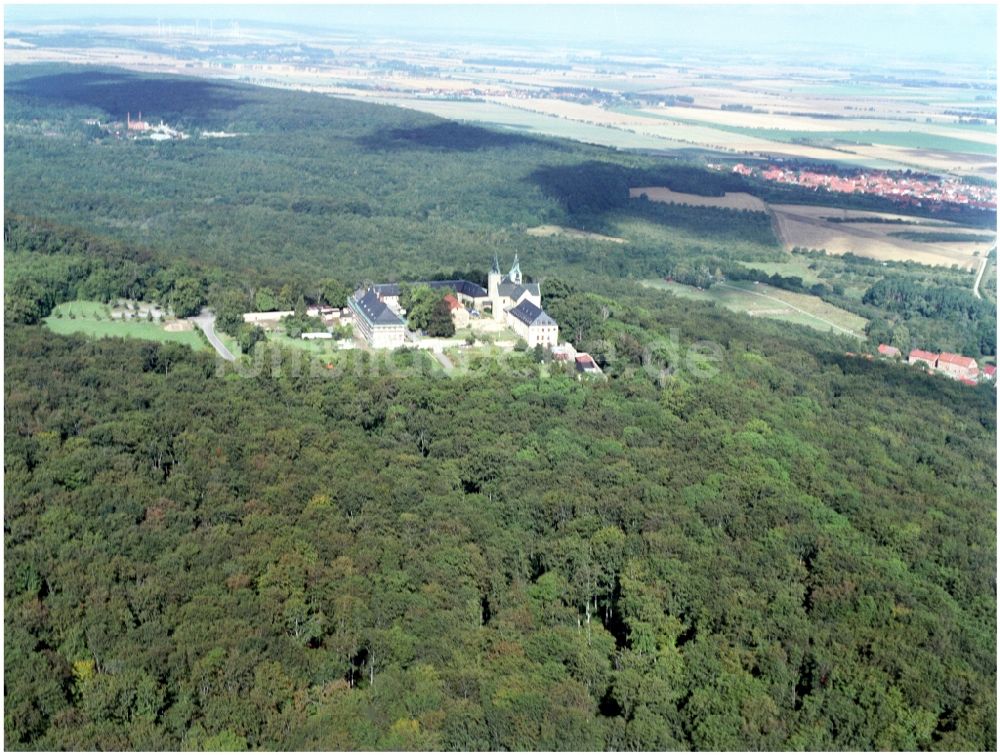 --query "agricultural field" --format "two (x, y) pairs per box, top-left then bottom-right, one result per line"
(487, 96), (872, 163)
(640, 278), (867, 337)
(632, 105), (996, 153)
(353, 95), (697, 151)
(770, 204), (996, 268)
(629, 186), (767, 211)
(44, 300), (207, 350)
(845, 142), (997, 179)
(527, 96), (996, 177)
(7, 22), (994, 179)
